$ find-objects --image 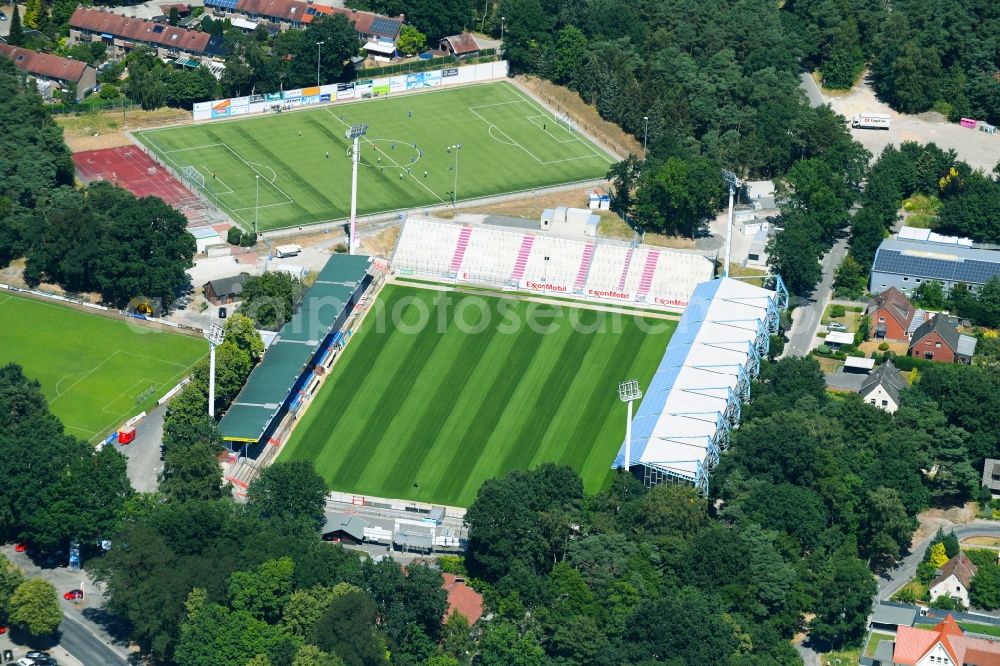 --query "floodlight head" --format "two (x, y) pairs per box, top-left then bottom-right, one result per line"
(721, 169), (741, 189)
(618, 379), (642, 402)
(345, 123), (368, 140)
(204, 323), (225, 346)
